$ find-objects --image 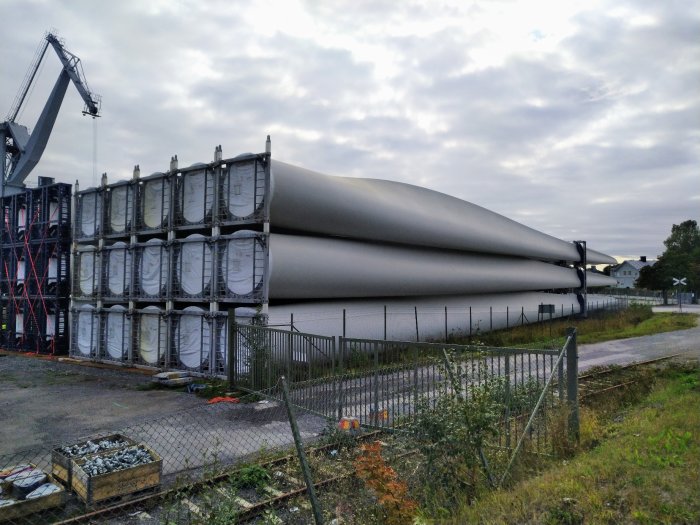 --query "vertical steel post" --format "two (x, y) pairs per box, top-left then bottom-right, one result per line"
(342, 308), (346, 338)
(490, 306), (493, 331)
(469, 307), (472, 337)
(287, 326), (293, 381)
(444, 306), (448, 343)
(373, 341), (380, 425)
(414, 306), (419, 342)
(280, 377), (324, 525)
(383, 305), (387, 340)
(566, 327), (579, 442)
(337, 336), (344, 421)
(504, 354), (511, 449)
(227, 308), (236, 390)
(412, 343), (419, 419)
